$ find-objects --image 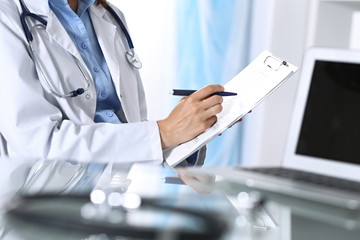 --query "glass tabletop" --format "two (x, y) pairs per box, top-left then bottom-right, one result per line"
(0, 158), (359, 240)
